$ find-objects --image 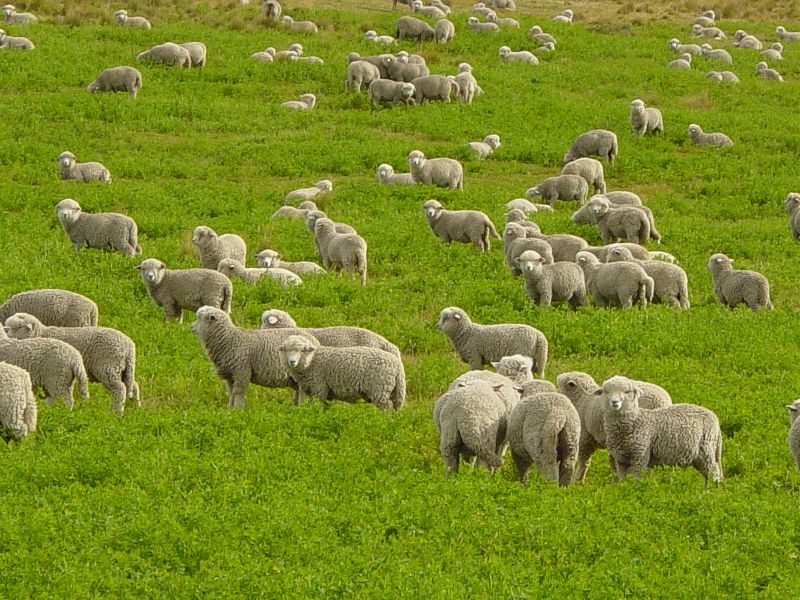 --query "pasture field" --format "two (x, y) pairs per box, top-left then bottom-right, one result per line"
(2, 0), (800, 596)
